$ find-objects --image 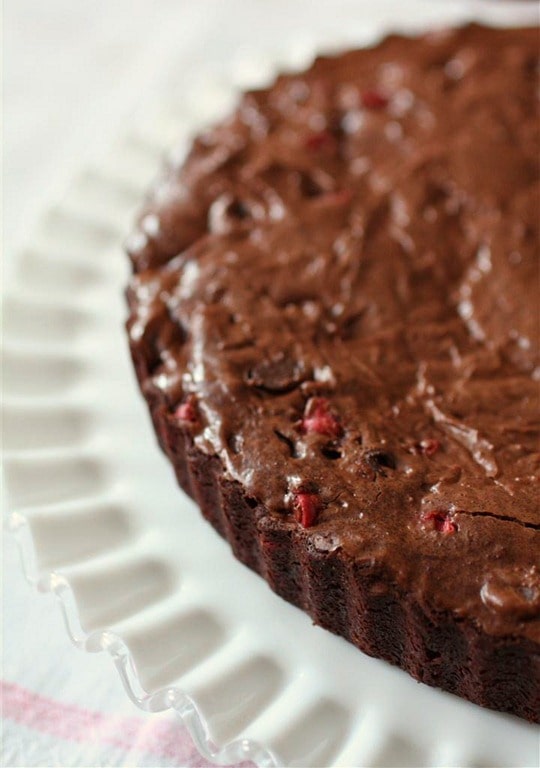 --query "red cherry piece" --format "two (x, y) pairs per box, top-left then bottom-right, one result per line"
(361, 90), (389, 110)
(293, 492), (320, 528)
(423, 509), (457, 534)
(420, 438), (441, 456)
(174, 401), (197, 423)
(301, 397), (342, 438)
(304, 131), (337, 152)
(410, 438), (441, 456)
(441, 517), (457, 534)
(318, 188), (353, 206)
